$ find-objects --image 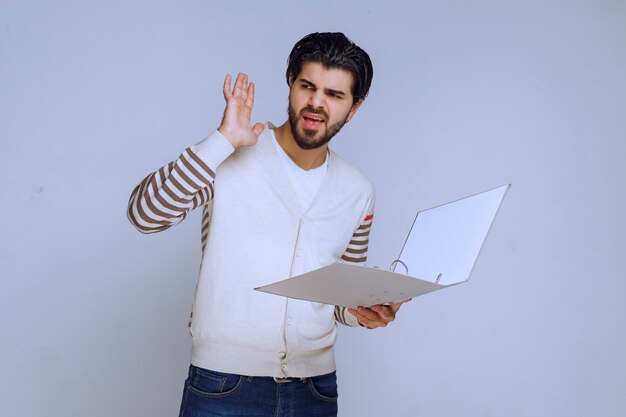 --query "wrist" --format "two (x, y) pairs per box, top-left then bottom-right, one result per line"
(217, 126), (240, 148)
